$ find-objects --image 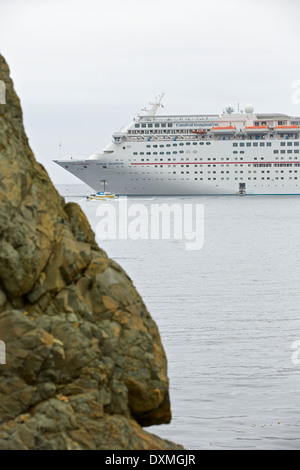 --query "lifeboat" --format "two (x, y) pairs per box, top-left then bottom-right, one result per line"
(245, 125), (268, 134)
(274, 125), (299, 133)
(191, 128), (206, 134)
(211, 126), (235, 134)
